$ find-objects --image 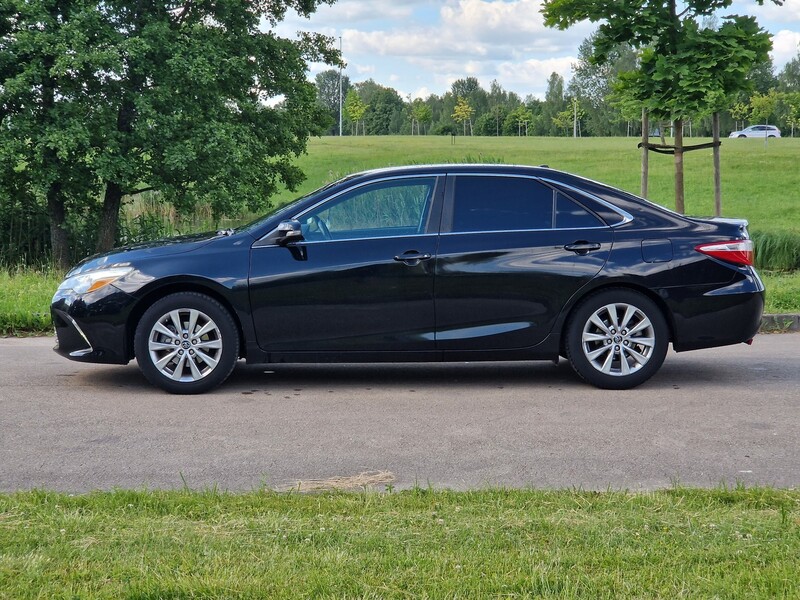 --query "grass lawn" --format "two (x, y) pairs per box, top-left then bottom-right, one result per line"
(1, 487), (798, 598)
